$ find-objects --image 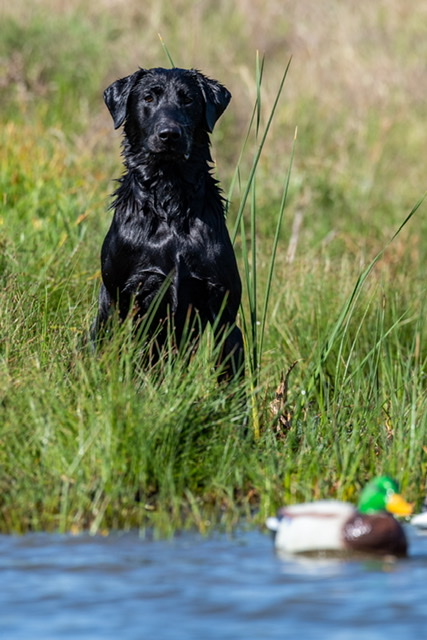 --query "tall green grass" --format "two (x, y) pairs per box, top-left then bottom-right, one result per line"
(1, 4), (427, 535)
(229, 54), (295, 437)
